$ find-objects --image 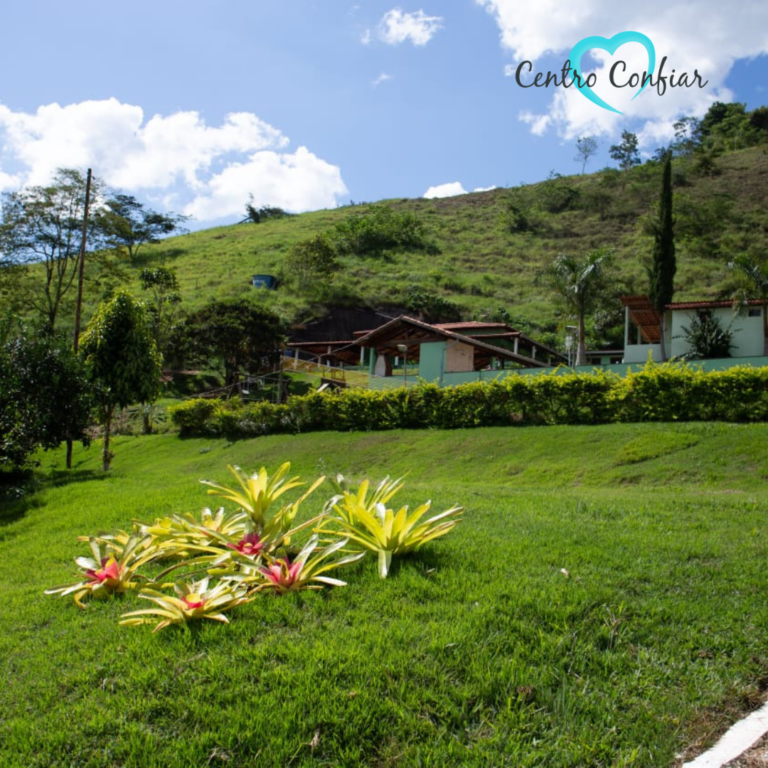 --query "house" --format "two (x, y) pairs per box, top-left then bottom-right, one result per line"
(621, 296), (766, 363)
(354, 315), (565, 387)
